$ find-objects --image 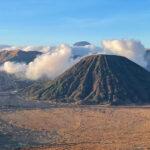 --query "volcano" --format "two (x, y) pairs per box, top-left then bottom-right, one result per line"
(27, 55), (150, 105)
